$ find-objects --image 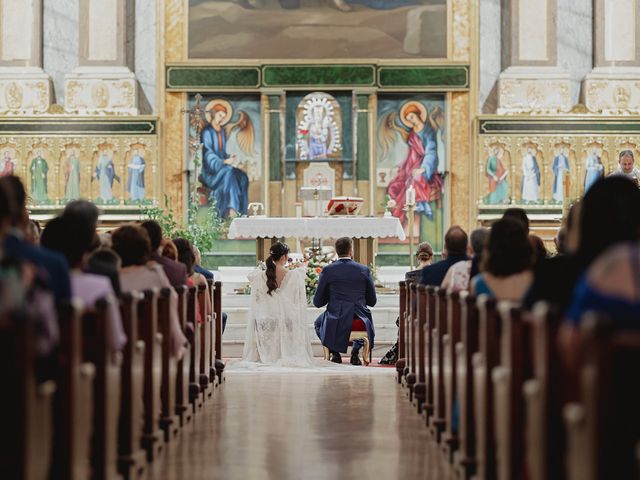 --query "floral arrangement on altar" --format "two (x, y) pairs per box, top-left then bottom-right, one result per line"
(289, 252), (335, 304)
